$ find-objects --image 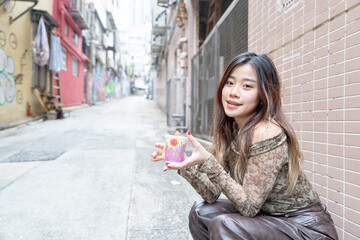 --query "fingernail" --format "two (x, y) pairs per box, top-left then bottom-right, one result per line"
(187, 131), (190, 135)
